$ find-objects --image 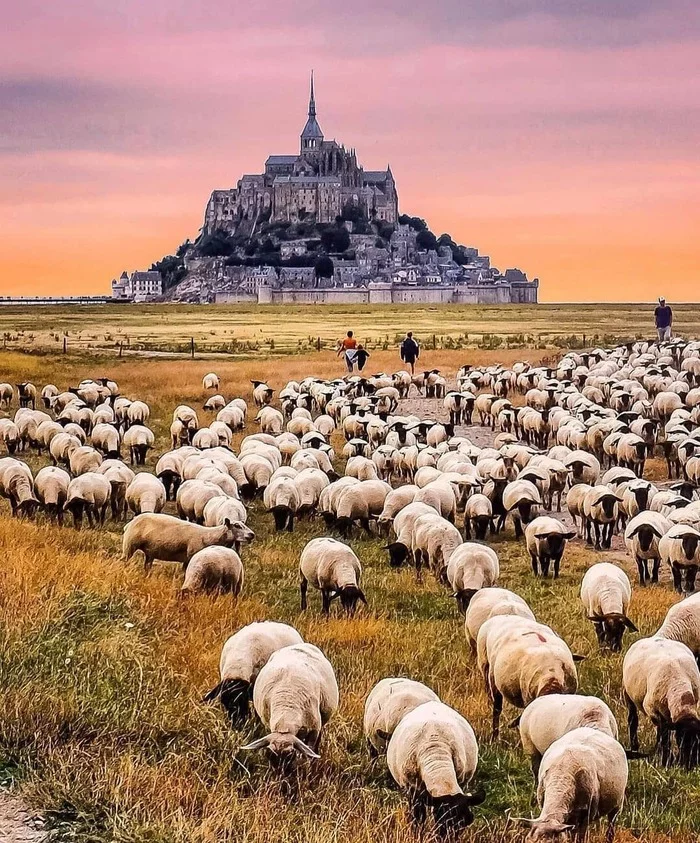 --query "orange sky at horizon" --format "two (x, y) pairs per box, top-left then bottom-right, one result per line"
(2, 2), (699, 302)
